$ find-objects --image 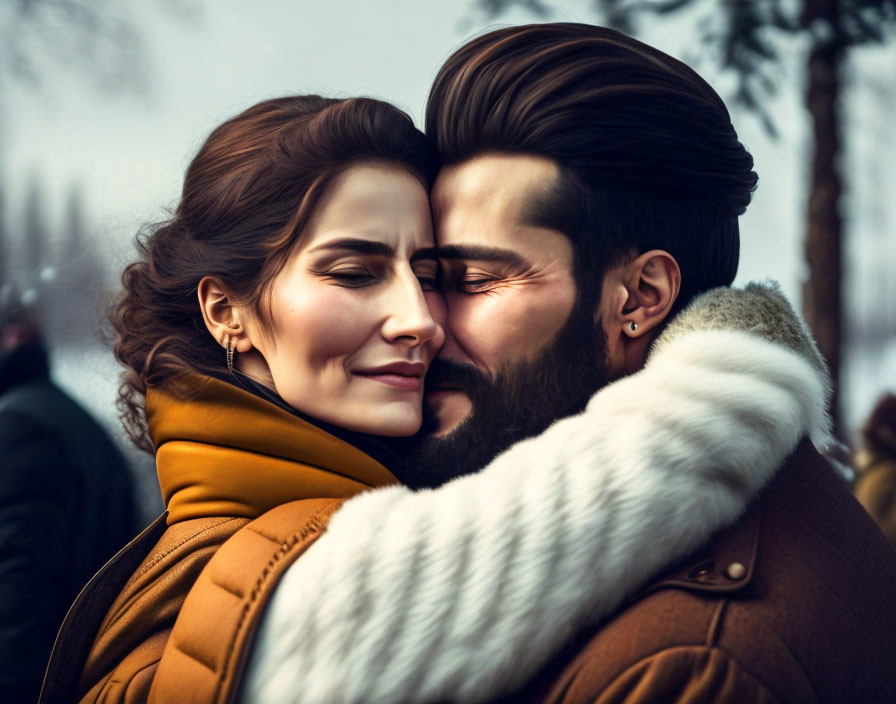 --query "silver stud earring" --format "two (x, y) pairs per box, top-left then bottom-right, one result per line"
(629, 321), (638, 333)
